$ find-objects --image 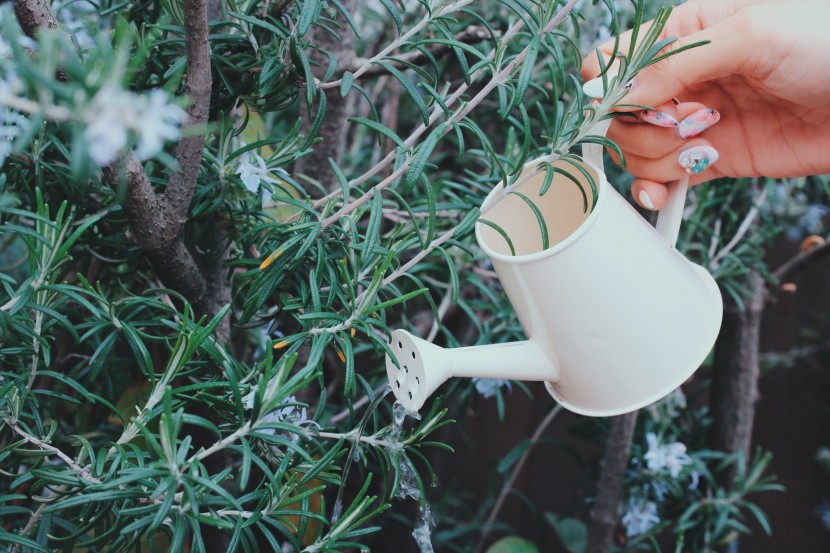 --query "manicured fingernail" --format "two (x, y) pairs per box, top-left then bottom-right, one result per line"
(582, 73), (635, 99)
(638, 190), (655, 209)
(678, 108), (720, 138)
(678, 145), (719, 174)
(639, 110), (679, 128)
